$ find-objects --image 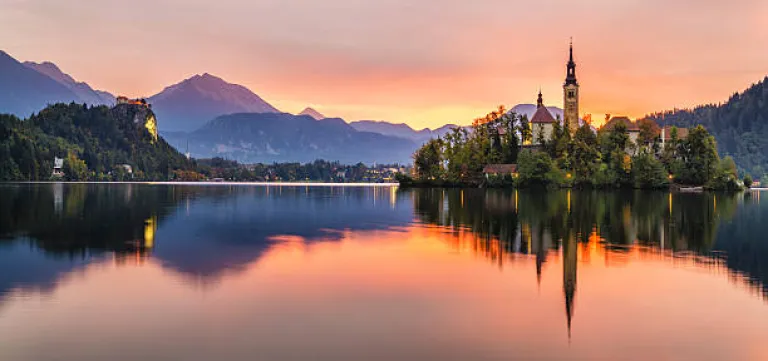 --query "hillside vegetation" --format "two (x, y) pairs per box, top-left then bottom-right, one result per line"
(0, 103), (191, 181)
(643, 77), (768, 177)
